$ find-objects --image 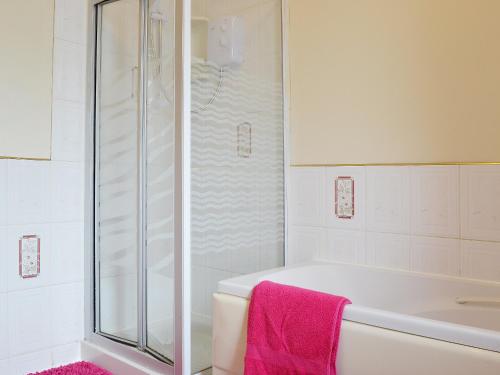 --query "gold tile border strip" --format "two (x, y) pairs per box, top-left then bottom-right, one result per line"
(291, 162), (500, 167)
(0, 156), (51, 161)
